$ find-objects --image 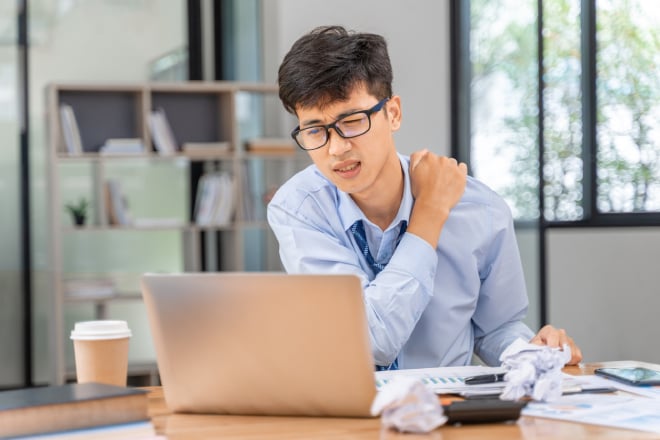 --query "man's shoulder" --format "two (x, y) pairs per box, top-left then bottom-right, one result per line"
(269, 164), (338, 211)
(455, 176), (515, 228)
(462, 176), (510, 212)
